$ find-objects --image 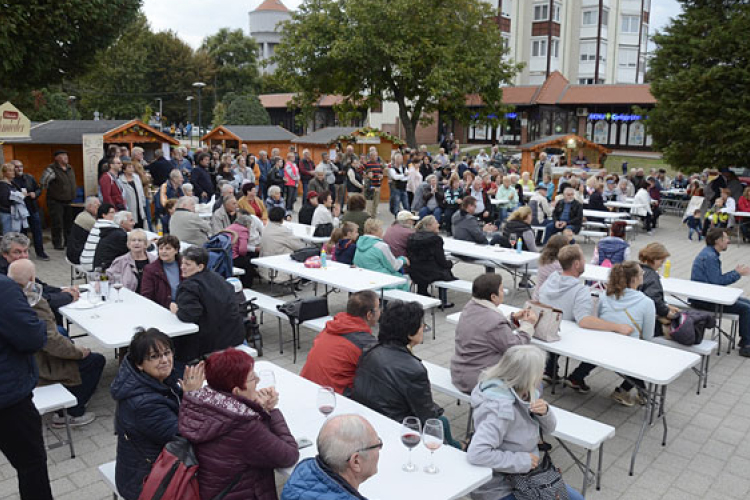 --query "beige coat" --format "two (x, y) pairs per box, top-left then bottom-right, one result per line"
(170, 209), (212, 246)
(33, 298), (83, 386)
(259, 222), (305, 281)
